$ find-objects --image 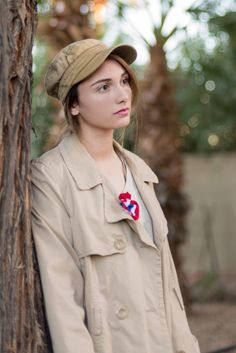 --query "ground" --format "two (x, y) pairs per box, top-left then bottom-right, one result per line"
(188, 302), (236, 353)
(187, 274), (236, 353)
